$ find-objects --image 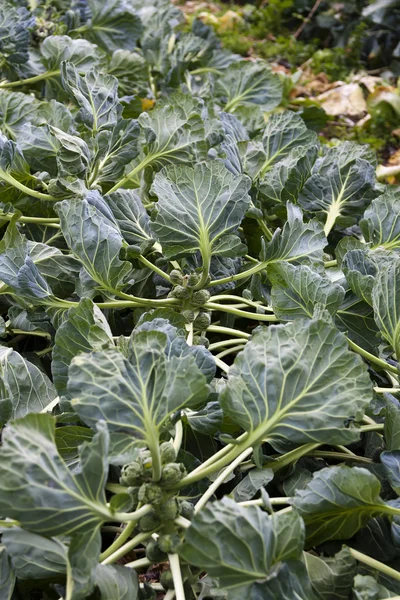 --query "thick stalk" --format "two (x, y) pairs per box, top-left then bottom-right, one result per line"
(168, 553), (186, 600)
(208, 338), (248, 351)
(205, 301), (277, 322)
(112, 504), (153, 523)
(208, 260), (268, 288)
(172, 419), (184, 453)
(138, 255), (172, 283)
(348, 548), (400, 582)
(0, 172), (58, 201)
(206, 324), (251, 339)
(211, 295), (271, 311)
(0, 70), (59, 89)
(0, 212), (60, 226)
(239, 497), (290, 507)
(347, 337), (400, 375)
(214, 356), (230, 373)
